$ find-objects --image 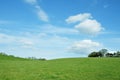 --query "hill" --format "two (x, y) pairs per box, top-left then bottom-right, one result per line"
(0, 52), (27, 60)
(0, 55), (120, 80)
